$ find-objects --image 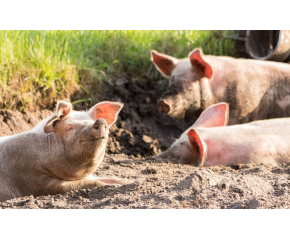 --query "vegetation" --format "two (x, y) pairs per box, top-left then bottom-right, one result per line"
(0, 30), (235, 110)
